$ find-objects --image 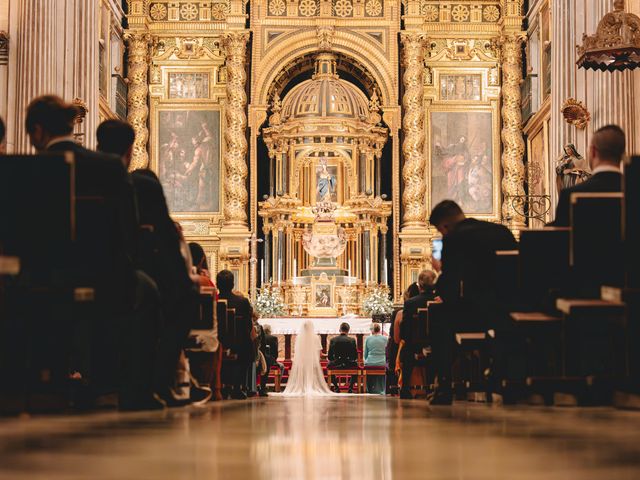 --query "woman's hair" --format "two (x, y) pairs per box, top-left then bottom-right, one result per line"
(25, 95), (81, 136)
(371, 323), (381, 334)
(188, 242), (208, 271)
(403, 282), (421, 302)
